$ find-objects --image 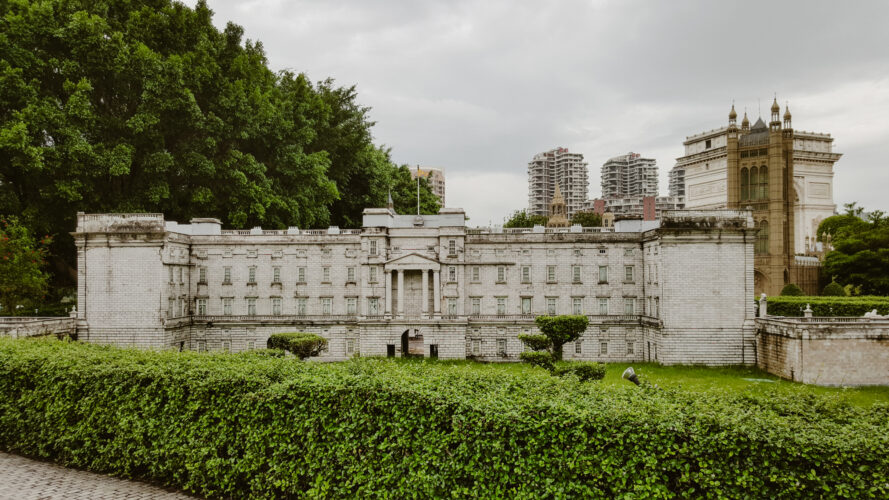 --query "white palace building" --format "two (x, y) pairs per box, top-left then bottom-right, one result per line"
(73, 205), (758, 365)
